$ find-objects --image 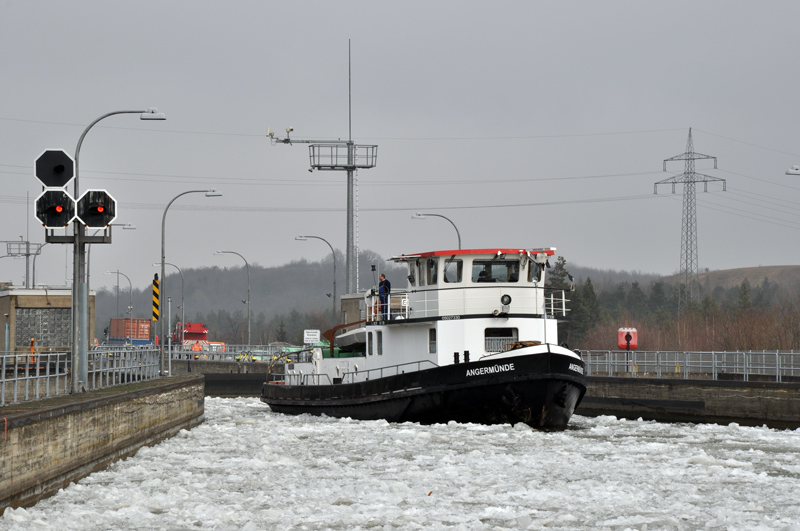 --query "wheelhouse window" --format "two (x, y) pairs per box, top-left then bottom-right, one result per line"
(443, 258), (462, 283)
(376, 331), (383, 356)
(528, 261), (543, 283)
(427, 258), (438, 285)
(407, 262), (416, 287)
(429, 328), (437, 354)
(368, 332), (374, 356)
(418, 261), (426, 286)
(472, 259), (520, 283)
(484, 328), (519, 353)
